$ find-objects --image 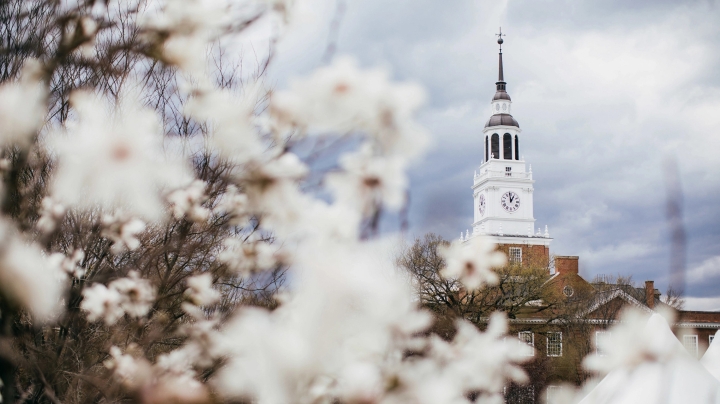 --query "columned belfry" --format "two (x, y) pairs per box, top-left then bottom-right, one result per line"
(461, 29), (551, 267)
